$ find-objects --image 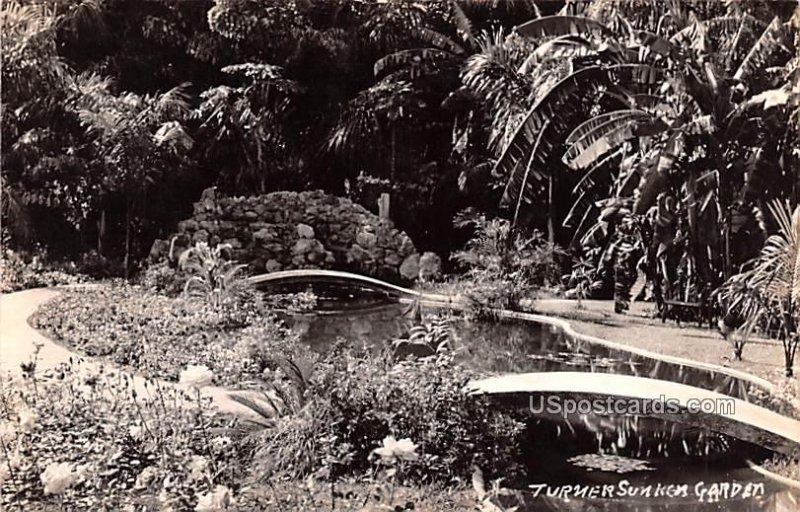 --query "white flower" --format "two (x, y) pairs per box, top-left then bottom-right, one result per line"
(188, 455), (208, 481)
(179, 365), (214, 388)
(210, 436), (232, 450)
(372, 436), (419, 464)
(8, 449), (24, 469)
(17, 407), (38, 432)
(41, 462), (77, 495)
(129, 424), (144, 440)
(74, 464), (92, 483)
(195, 485), (235, 512)
(0, 421), (18, 443)
(134, 466), (159, 489)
